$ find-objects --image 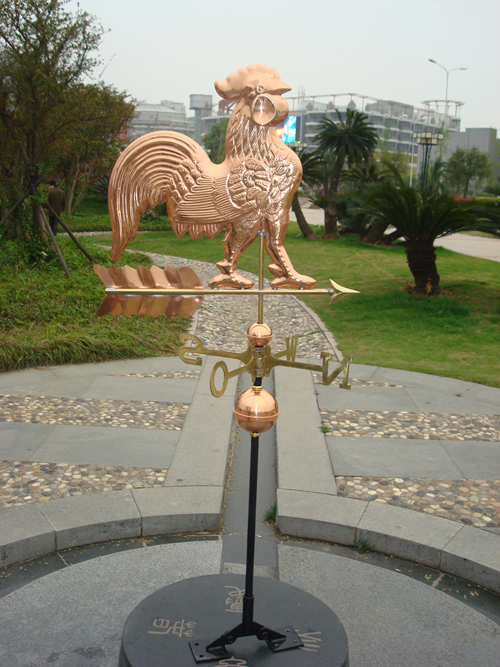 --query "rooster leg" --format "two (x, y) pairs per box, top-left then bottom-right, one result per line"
(265, 217), (316, 289)
(208, 221), (258, 289)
